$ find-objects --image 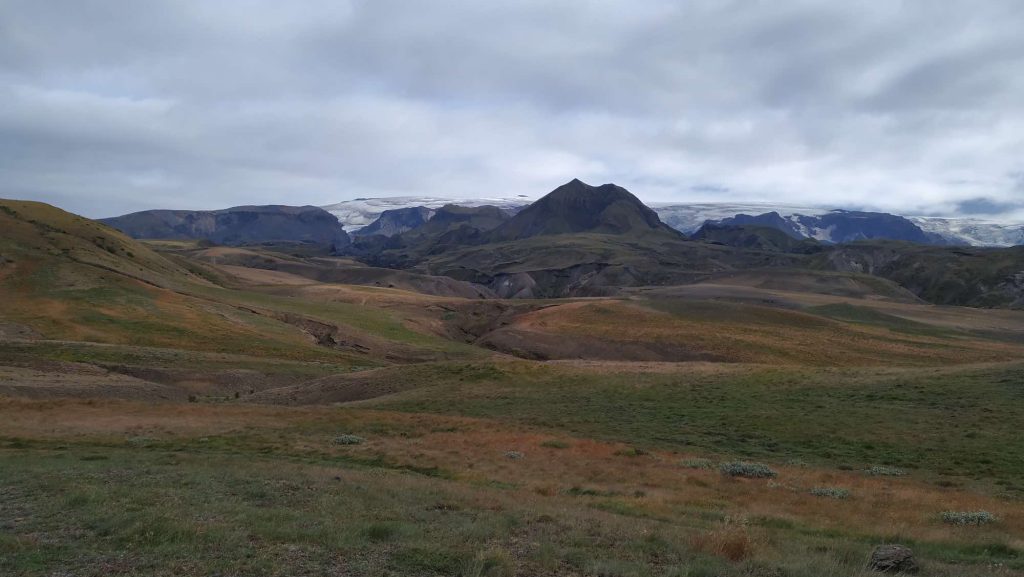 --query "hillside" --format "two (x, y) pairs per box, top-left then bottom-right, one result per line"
(102, 205), (351, 248)
(816, 241), (1024, 307)
(0, 198), (486, 371)
(690, 222), (824, 253)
